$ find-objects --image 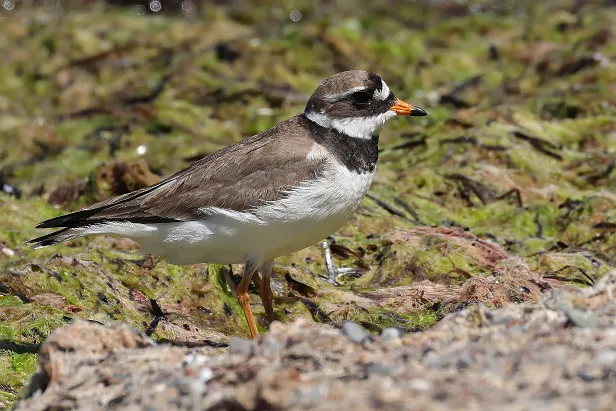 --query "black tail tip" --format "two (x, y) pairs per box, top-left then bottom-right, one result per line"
(35, 221), (57, 229)
(24, 238), (54, 249)
(25, 228), (71, 249)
